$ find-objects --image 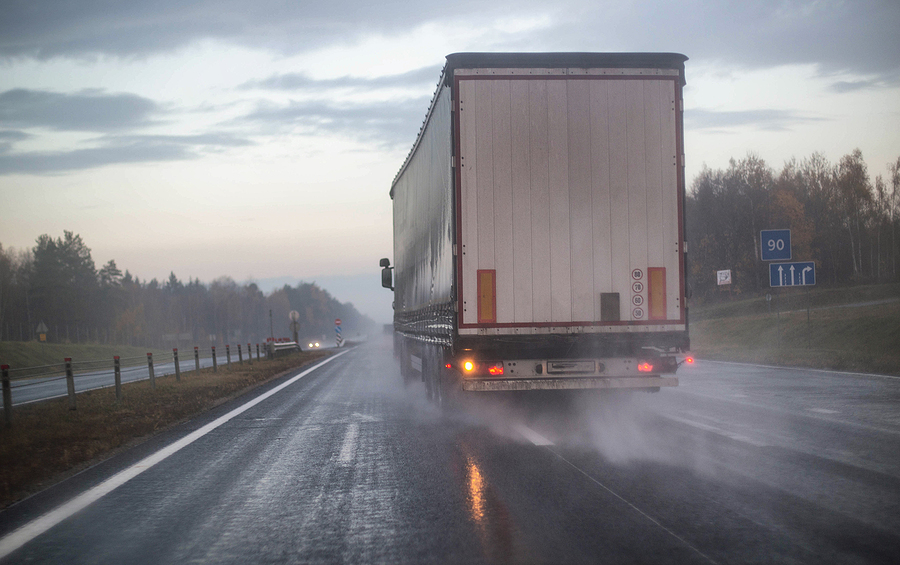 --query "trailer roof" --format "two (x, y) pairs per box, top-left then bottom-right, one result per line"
(391, 52), (688, 194)
(444, 52), (687, 83)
